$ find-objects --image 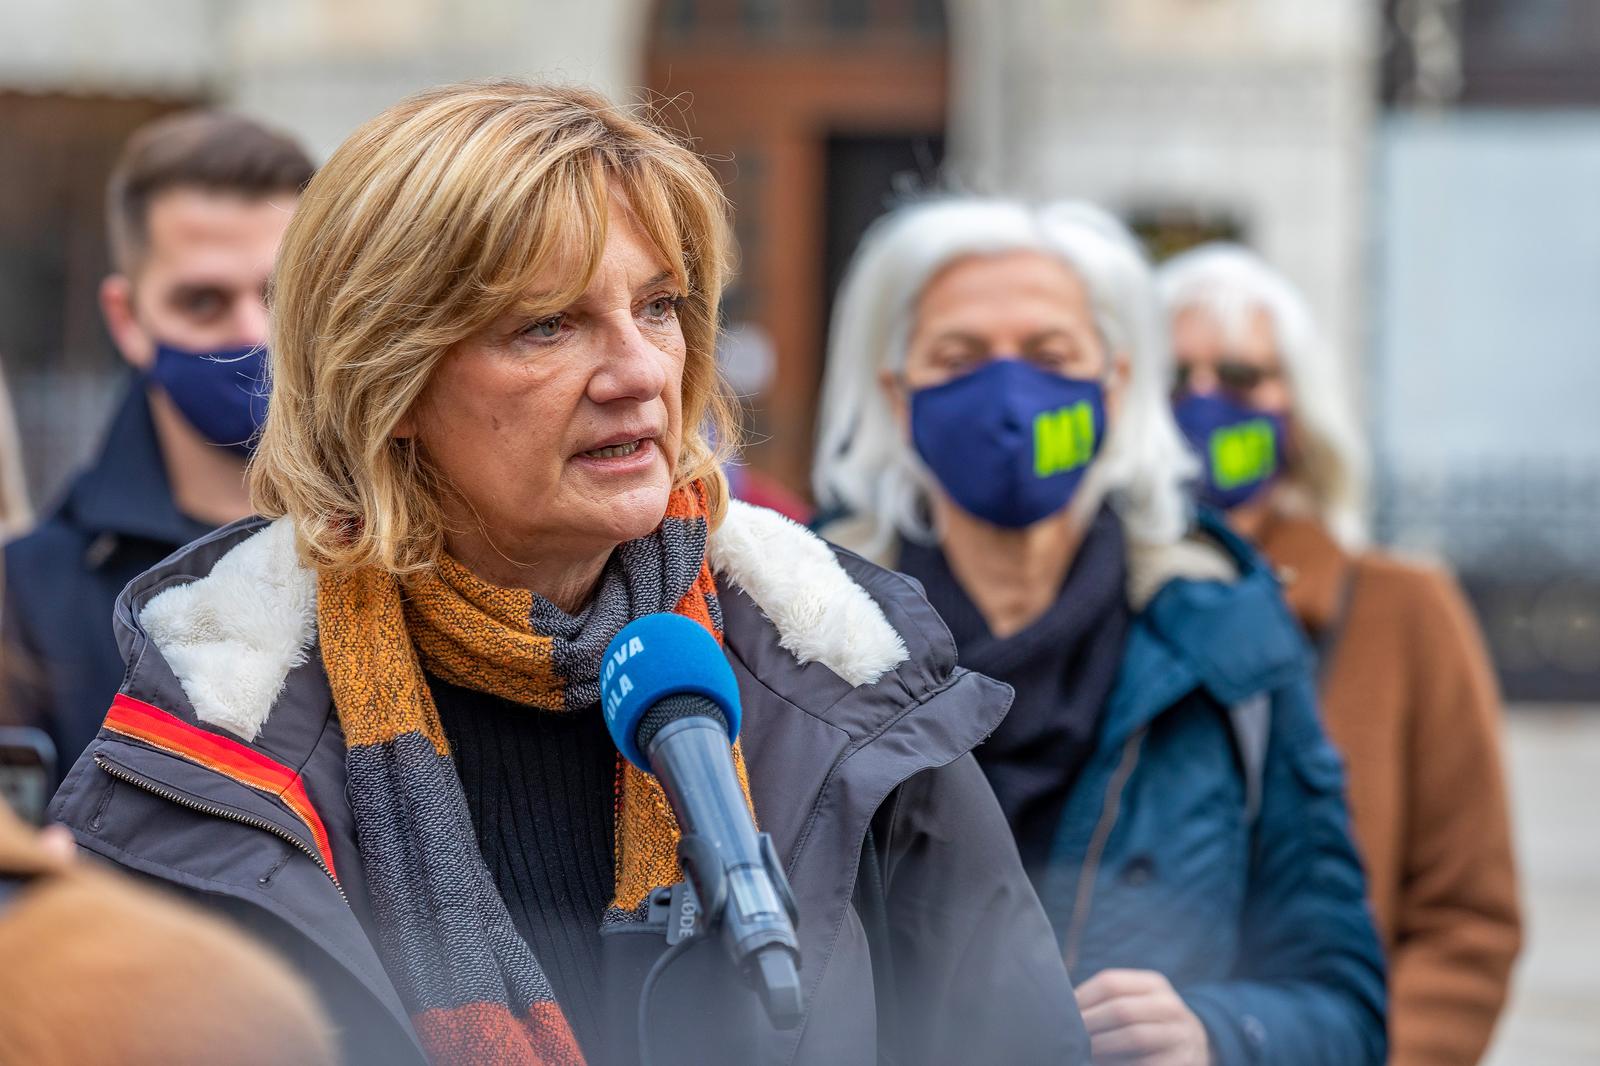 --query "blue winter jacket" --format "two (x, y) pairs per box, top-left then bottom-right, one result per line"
(3, 382), (212, 783)
(1036, 513), (1387, 1065)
